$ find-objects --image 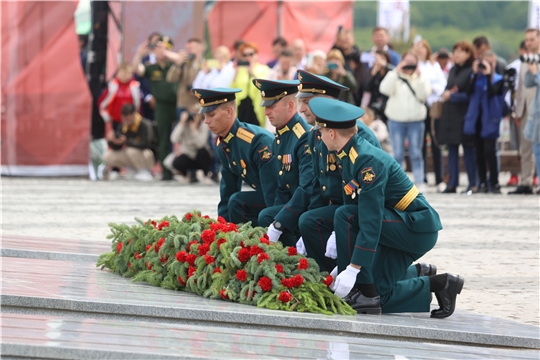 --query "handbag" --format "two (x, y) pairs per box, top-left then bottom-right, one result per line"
(429, 100), (444, 120)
